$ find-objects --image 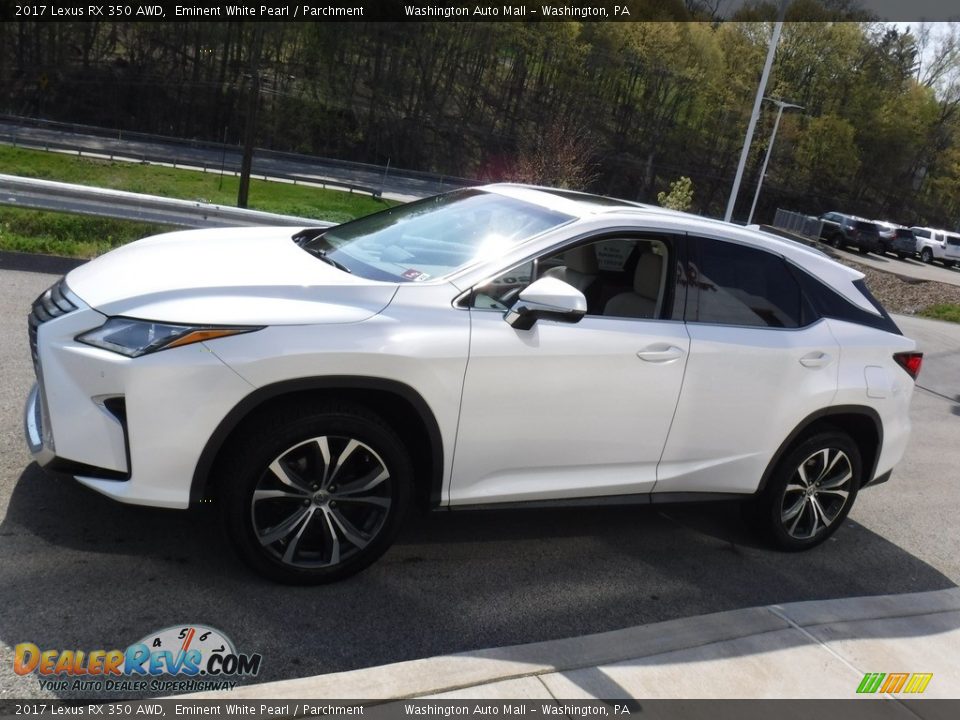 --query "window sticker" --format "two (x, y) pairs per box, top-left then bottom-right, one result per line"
(401, 269), (430, 281)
